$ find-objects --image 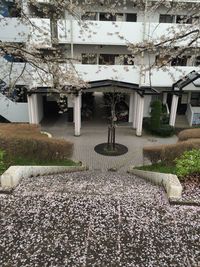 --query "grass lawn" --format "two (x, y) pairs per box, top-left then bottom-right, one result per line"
(0, 157), (79, 175)
(135, 162), (177, 174)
